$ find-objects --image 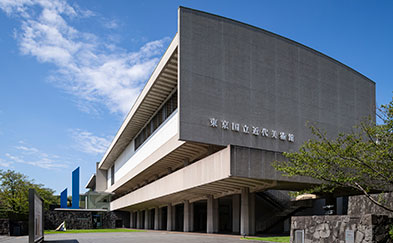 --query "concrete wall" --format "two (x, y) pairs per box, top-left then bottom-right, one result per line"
(178, 7), (375, 154)
(113, 110), (178, 185)
(230, 145), (317, 187)
(291, 214), (393, 243)
(110, 146), (231, 211)
(113, 140), (135, 181)
(96, 162), (107, 192)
